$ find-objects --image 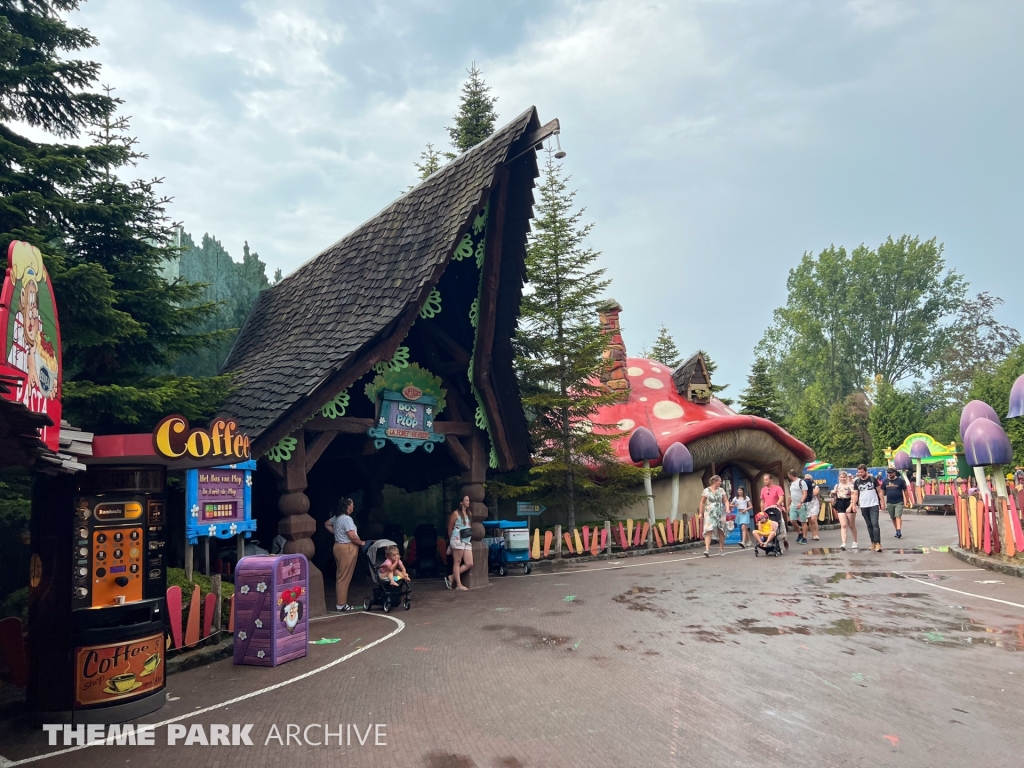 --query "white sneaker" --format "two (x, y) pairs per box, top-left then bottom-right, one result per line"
(840, 543), (846, 551)
(851, 542), (858, 550)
